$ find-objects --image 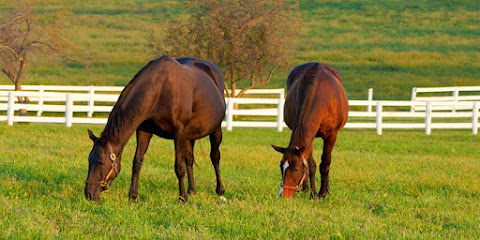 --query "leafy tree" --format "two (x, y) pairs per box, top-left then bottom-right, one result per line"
(152, 0), (300, 97)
